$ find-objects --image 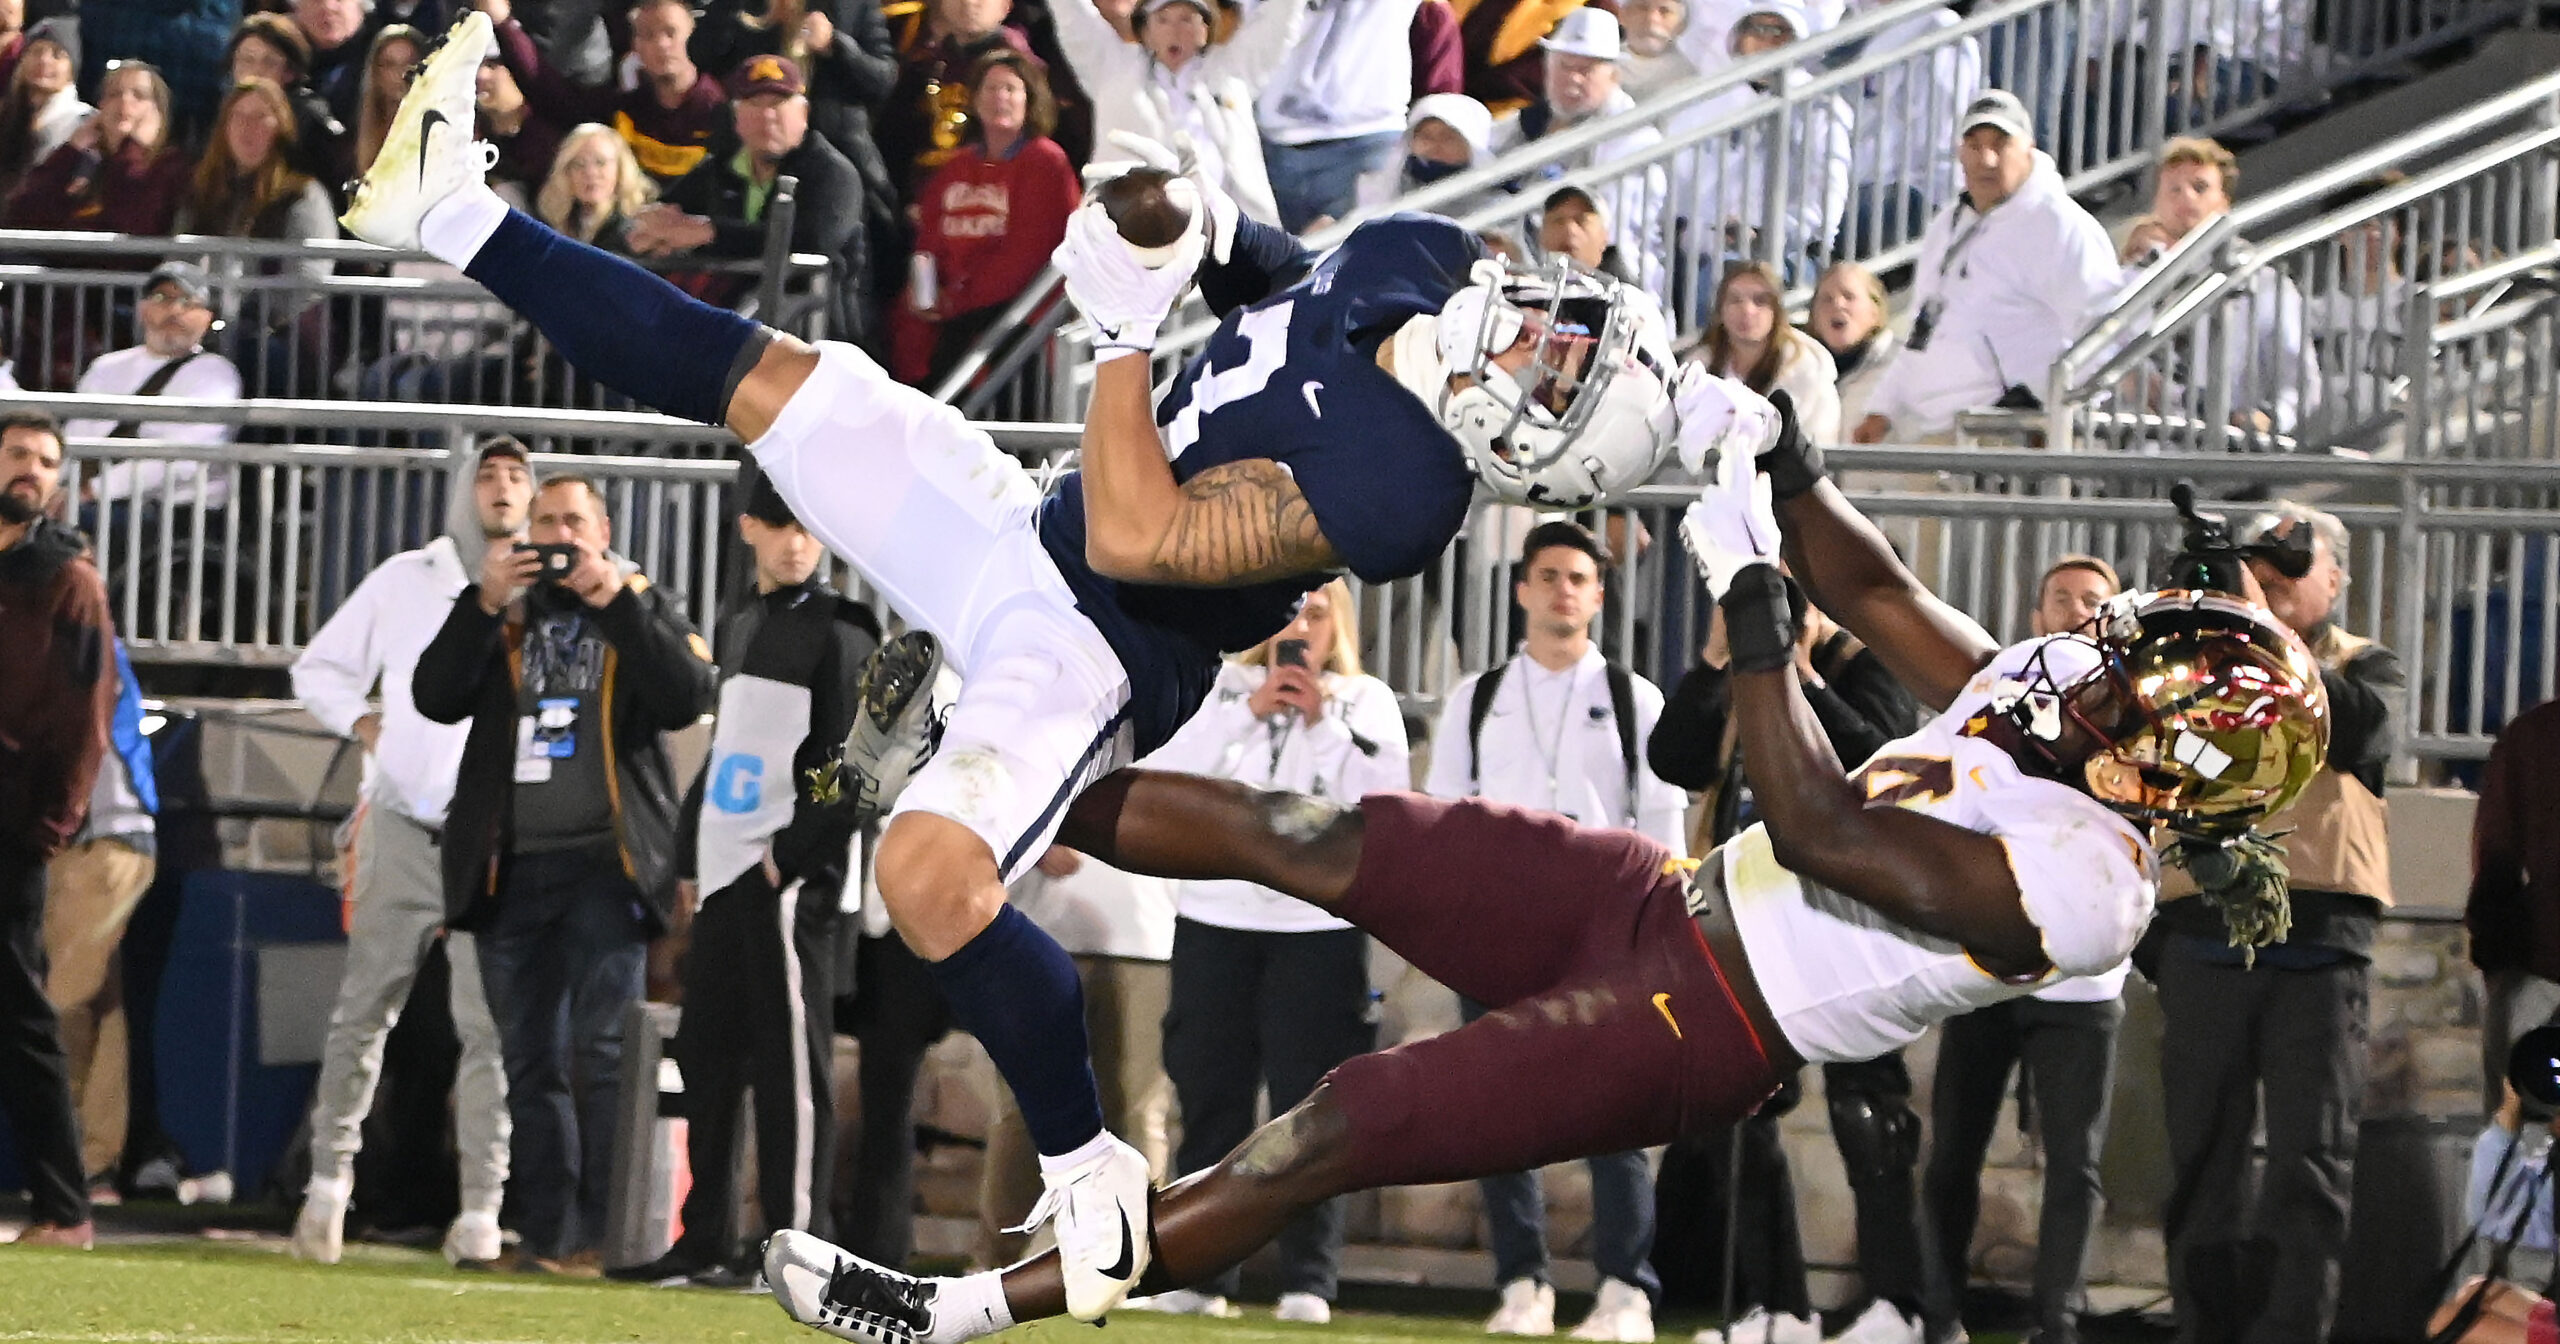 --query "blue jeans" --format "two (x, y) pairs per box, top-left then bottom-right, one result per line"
(1261, 131), (1402, 233)
(1461, 998), (1662, 1298)
(475, 848), (650, 1260)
